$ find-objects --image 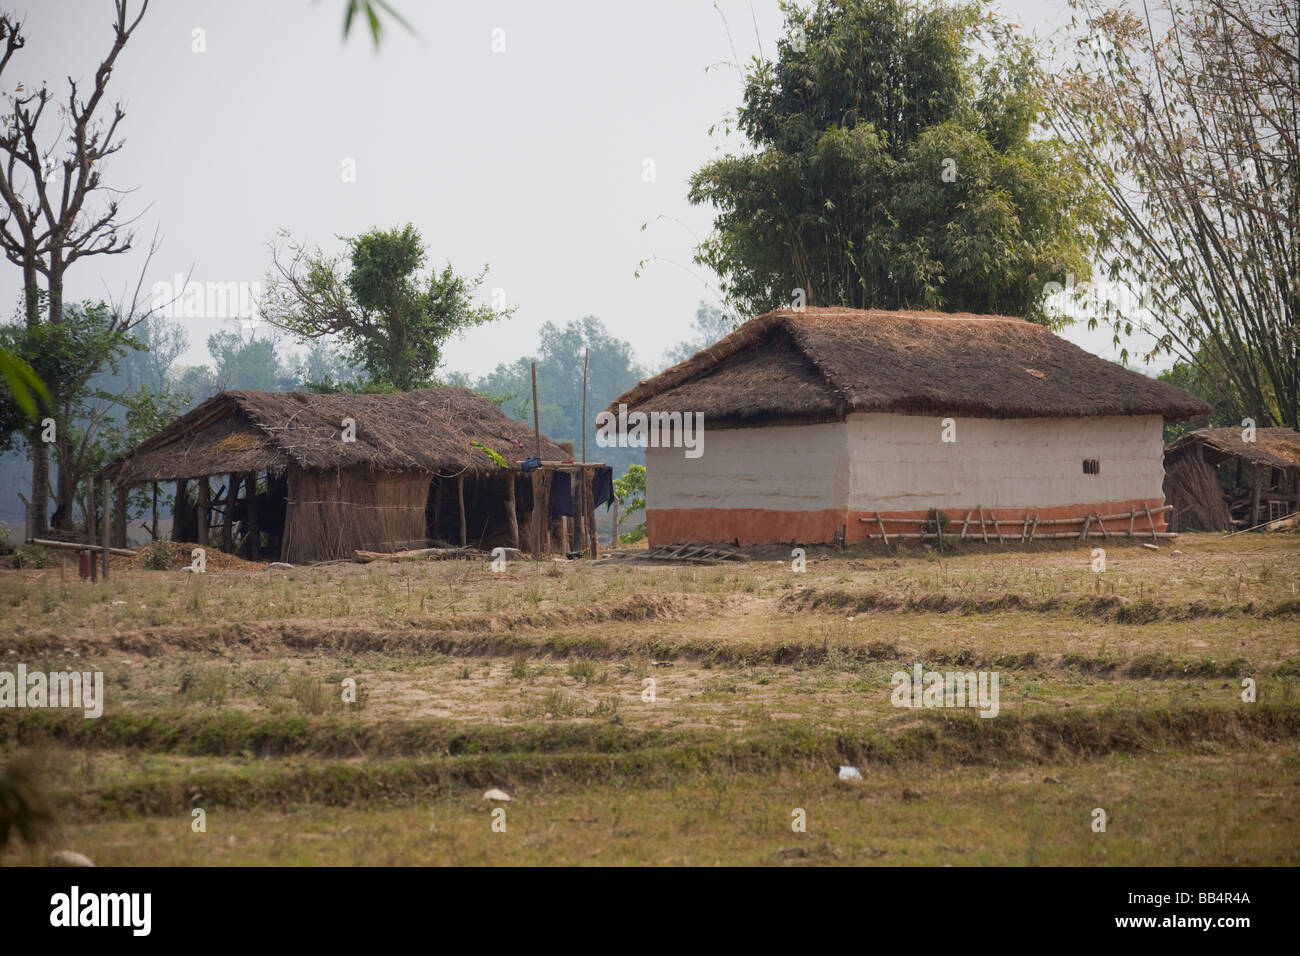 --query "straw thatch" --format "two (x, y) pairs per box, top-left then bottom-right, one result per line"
(102, 387), (569, 484)
(1163, 448), (1233, 532)
(281, 465), (432, 564)
(613, 307), (1210, 424)
(1165, 427), (1300, 470)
